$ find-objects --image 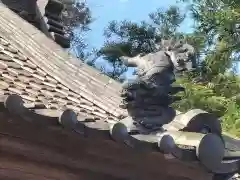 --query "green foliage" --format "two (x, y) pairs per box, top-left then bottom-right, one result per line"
(173, 75), (240, 137)
(178, 0), (240, 136)
(181, 0), (240, 77)
(222, 103), (240, 136)
(98, 1), (240, 136)
(62, 0), (95, 63)
(99, 6), (186, 80)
